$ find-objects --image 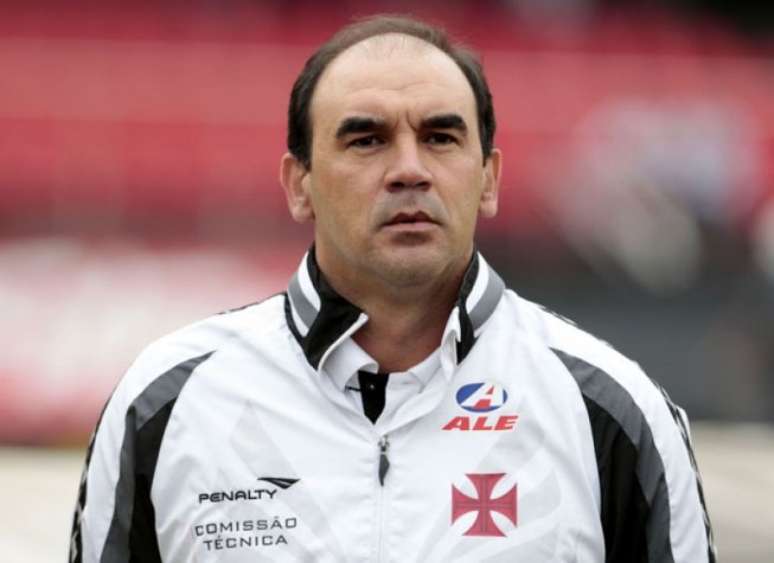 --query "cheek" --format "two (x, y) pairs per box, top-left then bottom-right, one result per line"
(335, 159), (384, 204)
(311, 165), (375, 230)
(436, 163), (485, 221)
